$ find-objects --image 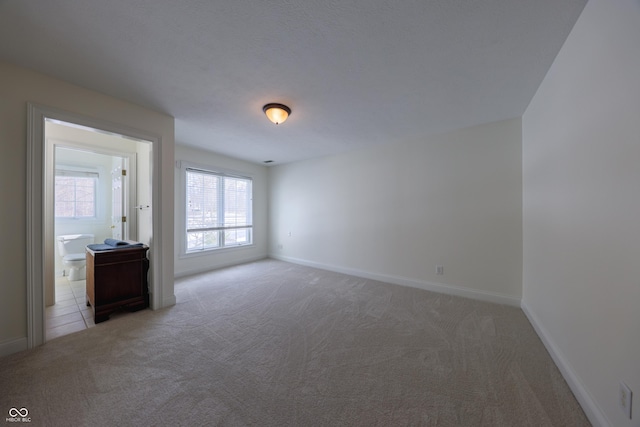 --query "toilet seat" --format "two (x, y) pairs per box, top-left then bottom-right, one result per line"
(63, 253), (85, 262)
